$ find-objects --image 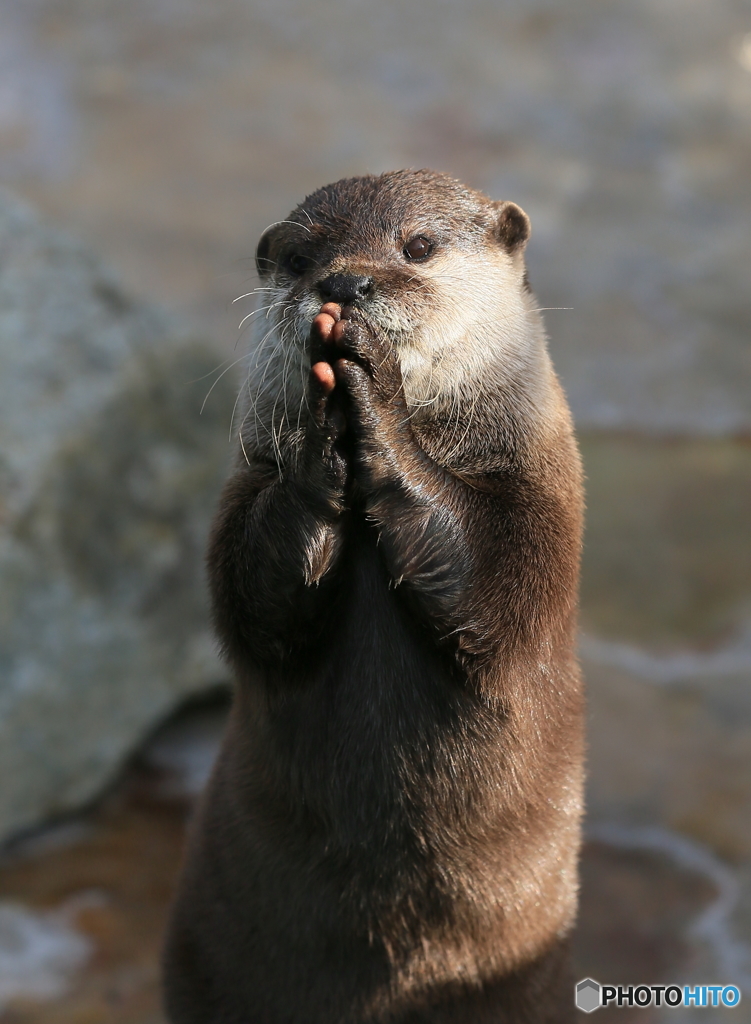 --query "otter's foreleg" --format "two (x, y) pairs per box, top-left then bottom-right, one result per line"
(208, 340), (348, 667)
(318, 307), (484, 651)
